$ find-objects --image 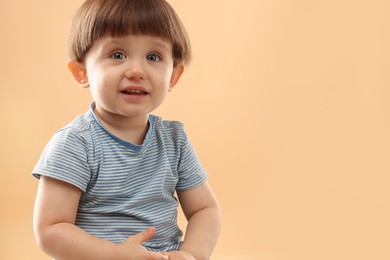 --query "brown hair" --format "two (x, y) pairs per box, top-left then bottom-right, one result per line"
(68, 0), (191, 65)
